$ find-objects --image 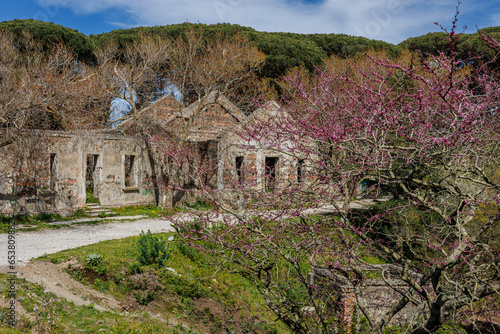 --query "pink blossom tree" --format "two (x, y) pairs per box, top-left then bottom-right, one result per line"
(164, 19), (500, 333)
